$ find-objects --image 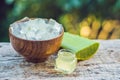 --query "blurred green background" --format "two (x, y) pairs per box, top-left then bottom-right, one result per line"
(0, 0), (120, 42)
